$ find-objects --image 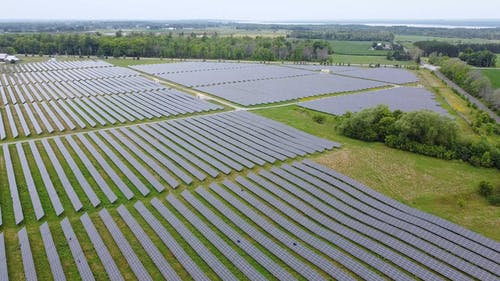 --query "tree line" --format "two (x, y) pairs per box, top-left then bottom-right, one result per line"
(0, 33), (333, 62)
(459, 50), (497, 67)
(414, 41), (500, 57)
(429, 55), (500, 112)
